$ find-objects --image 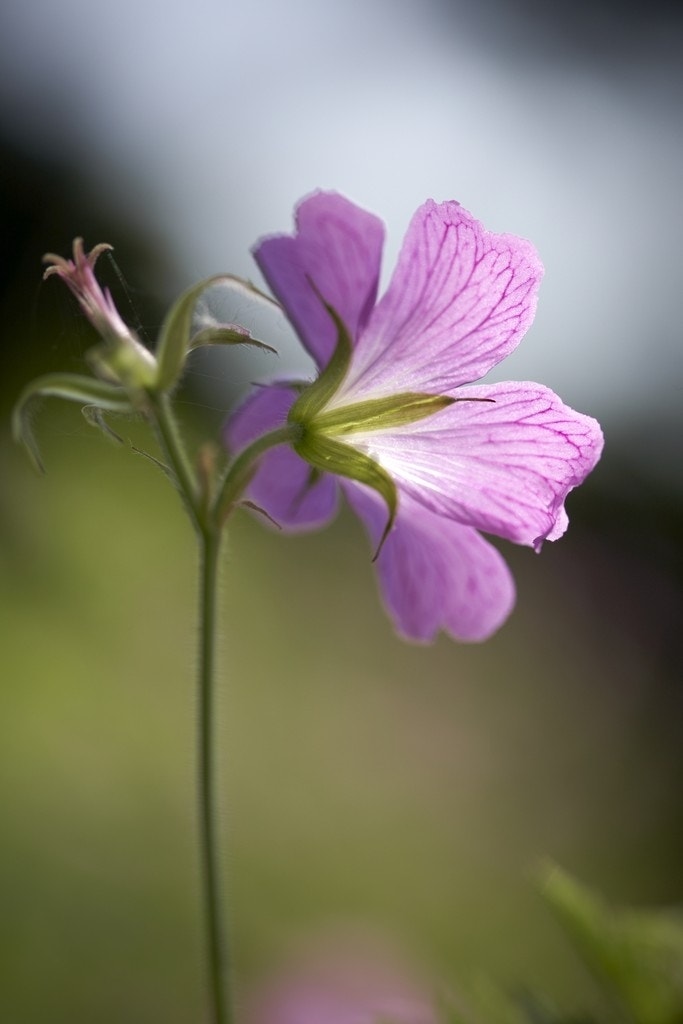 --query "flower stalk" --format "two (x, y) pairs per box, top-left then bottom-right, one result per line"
(197, 524), (231, 1024)
(144, 395), (290, 1024)
(142, 394), (232, 1024)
